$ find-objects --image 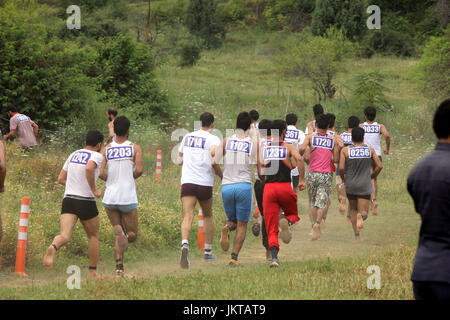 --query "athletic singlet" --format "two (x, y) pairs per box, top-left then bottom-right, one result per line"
(309, 133), (334, 173)
(102, 140), (138, 205)
(222, 134), (254, 185)
(255, 137), (270, 181)
(340, 132), (353, 146)
(264, 140), (292, 183)
(344, 144), (373, 195)
(362, 121), (382, 156)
